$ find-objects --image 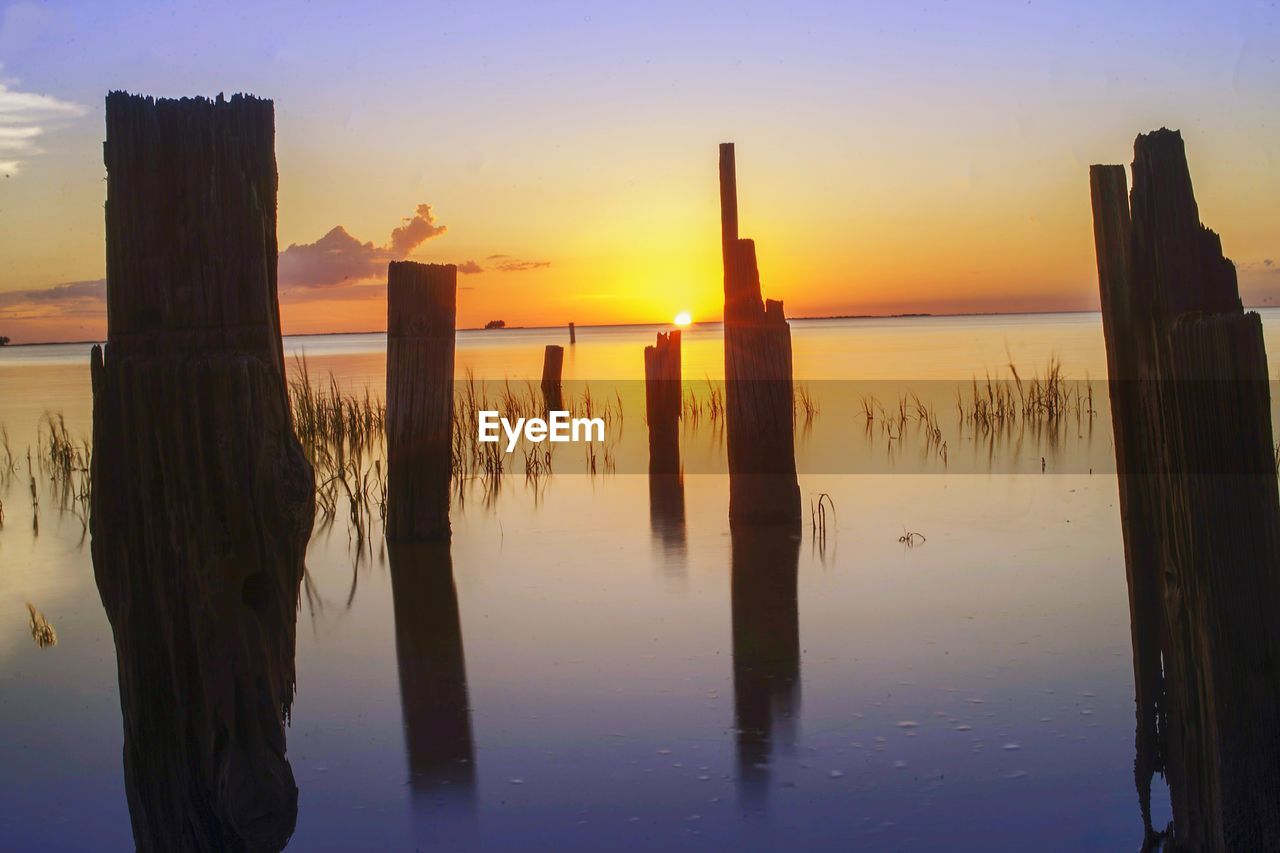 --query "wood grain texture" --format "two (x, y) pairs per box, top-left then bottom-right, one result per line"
(1092, 129), (1280, 852)
(385, 261), (456, 542)
(92, 91), (313, 853)
(719, 144), (800, 525)
(644, 330), (681, 474)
